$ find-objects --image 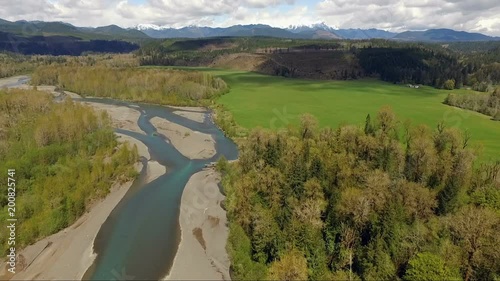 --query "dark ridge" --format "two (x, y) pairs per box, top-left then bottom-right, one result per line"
(0, 31), (139, 55)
